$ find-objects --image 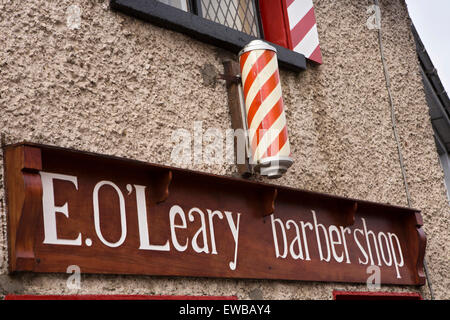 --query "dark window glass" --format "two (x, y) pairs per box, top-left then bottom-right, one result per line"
(200, 0), (261, 37)
(157, 0), (261, 38)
